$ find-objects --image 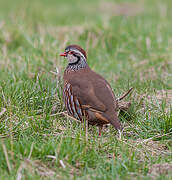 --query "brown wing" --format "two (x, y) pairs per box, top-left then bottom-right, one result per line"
(69, 79), (107, 112)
